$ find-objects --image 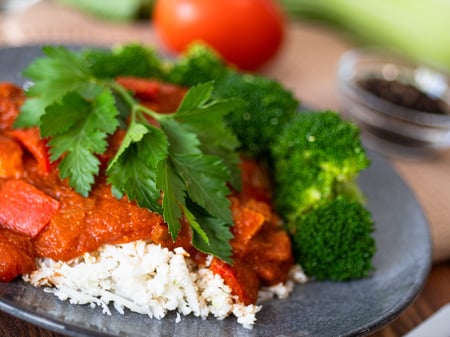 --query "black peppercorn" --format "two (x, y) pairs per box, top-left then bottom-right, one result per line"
(358, 78), (449, 115)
